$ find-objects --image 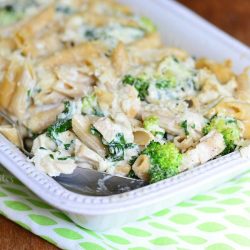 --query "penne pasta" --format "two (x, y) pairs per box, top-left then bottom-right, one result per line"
(132, 155), (150, 181)
(119, 85), (141, 118)
(53, 79), (93, 98)
(0, 60), (22, 109)
(111, 42), (128, 75)
(207, 99), (250, 121)
(241, 120), (250, 139)
(21, 32), (63, 57)
(8, 62), (36, 120)
(34, 90), (65, 106)
(40, 42), (105, 68)
(133, 128), (154, 146)
(15, 5), (55, 49)
(0, 125), (21, 147)
(114, 164), (131, 176)
(95, 88), (114, 106)
(72, 114), (107, 158)
(0, 38), (16, 54)
(25, 104), (64, 133)
(196, 58), (234, 84)
(236, 67), (250, 101)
